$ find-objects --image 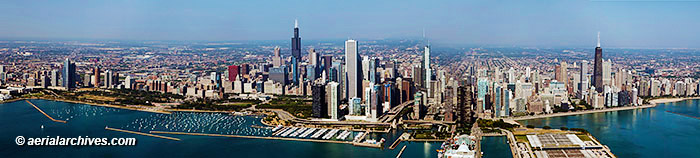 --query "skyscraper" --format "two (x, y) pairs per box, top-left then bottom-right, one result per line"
(62, 58), (76, 90)
(270, 65), (288, 86)
(579, 60), (590, 99)
(0, 65), (5, 83)
(106, 70), (115, 88)
(494, 85), (502, 117)
(593, 32), (604, 93)
(272, 47), (282, 67)
(291, 19), (302, 60)
(424, 45), (431, 97)
(93, 67), (100, 88)
(602, 59), (612, 87)
(322, 55), (333, 79)
(309, 48), (320, 79)
(345, 39), (362, 100)
(227, 65), (239, 81)
(211, 71), (221, 89)
(312, 83), (327, 118)
(125, 75), (134, 89)
(51, 69), (59, 87)
(291, 20), (302, 85)
(368, 57), (378, 84)
(327, 82), (340, 119)
(309, 48), (319, 68)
